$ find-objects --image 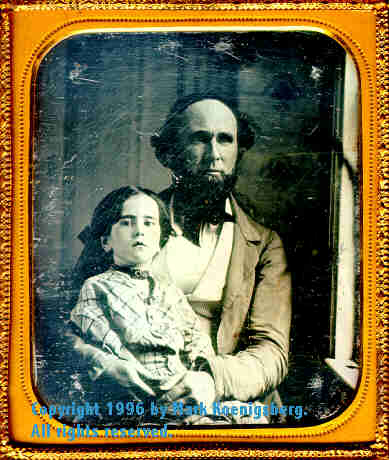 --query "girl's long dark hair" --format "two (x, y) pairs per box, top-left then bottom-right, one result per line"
(70, 186), (173, 301)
